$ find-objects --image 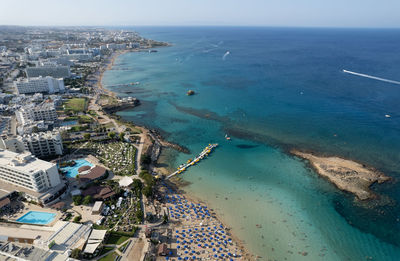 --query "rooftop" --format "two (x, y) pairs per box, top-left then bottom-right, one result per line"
(79, 166), (107, 183)
(0, 149), (56, 174)
(82, 229), (107, 254)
